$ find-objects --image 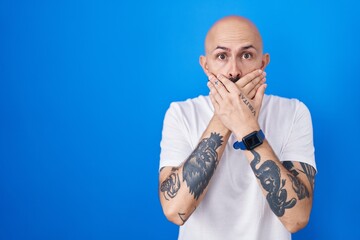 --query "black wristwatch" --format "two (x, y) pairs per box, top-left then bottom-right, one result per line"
(233, 130), (265, 150)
